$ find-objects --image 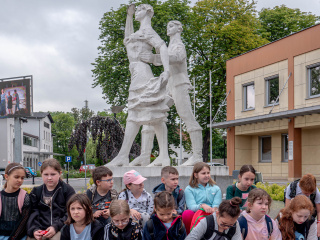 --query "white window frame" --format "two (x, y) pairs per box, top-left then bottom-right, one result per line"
(307, 62), (320, 98)
(259, 136), (272, 163)
(282, 134), (288, 162)
(243, 82), (255, 111)
(265, 74), (279, 106)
